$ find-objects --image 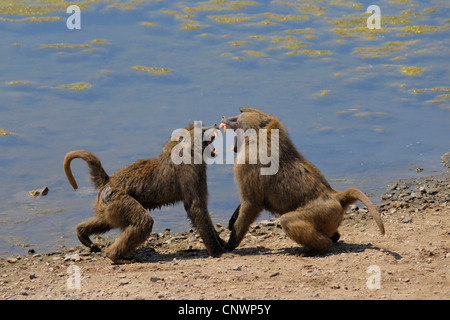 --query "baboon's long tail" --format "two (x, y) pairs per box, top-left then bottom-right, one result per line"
(63, 150), (109, 190)
(337, 188), (385, 235)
